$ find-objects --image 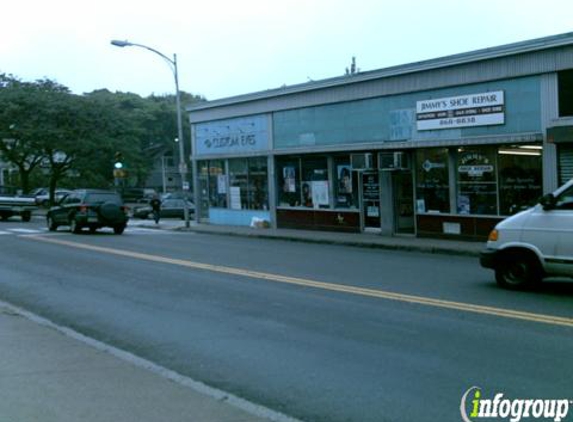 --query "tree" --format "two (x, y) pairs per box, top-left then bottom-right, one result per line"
(86, 90), (158, 187)
(0, 76), (124, 201)
(87, 89), (203, 189)
(0, 74), (67, 192)
(0, 73), (205, 199)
